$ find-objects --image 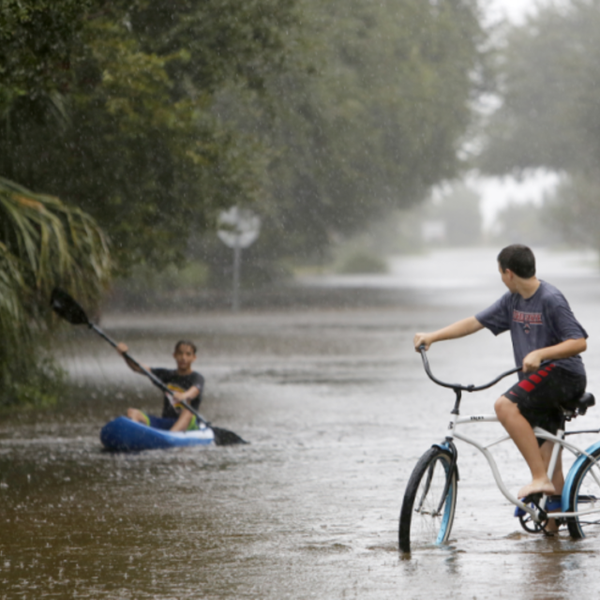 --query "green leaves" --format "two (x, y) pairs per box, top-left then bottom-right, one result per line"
(0, 0), (90, 111)
(1, 0), (487, 271)
(0, 176), (111, 406)
(0, 0), (491, 401)
(0, 176), (110, 314)
(476, 1), (600, 253)
(258, 0), (487, 257)
(479, 0), (600, 176)
(1, 0), (295, 271)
